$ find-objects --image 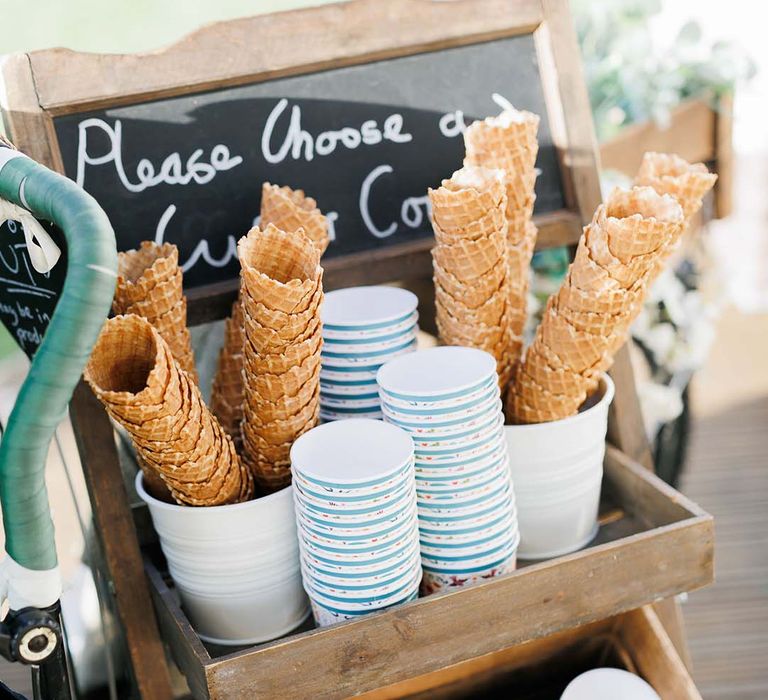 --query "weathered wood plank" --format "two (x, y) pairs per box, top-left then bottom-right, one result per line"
(27, 0), (542, 114)
(204, 515), (711, 697)
(622, 607), (702, 700)
(145, 559), (210, 699)
(69, 382), (174, 700)
(599, 99), (716, 178)
(0, 53), (58, 165)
